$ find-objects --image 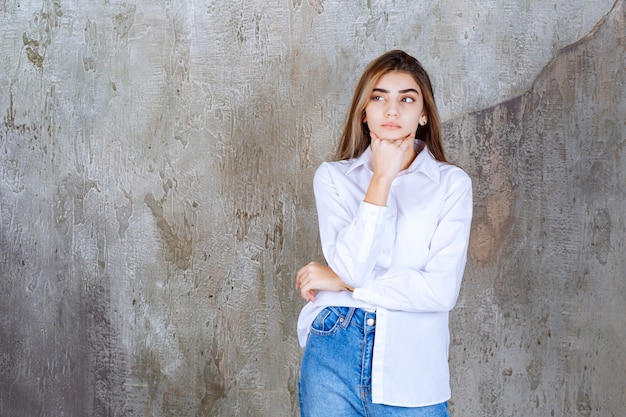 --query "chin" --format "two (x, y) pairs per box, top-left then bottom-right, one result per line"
(378, 134), (408, 142)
